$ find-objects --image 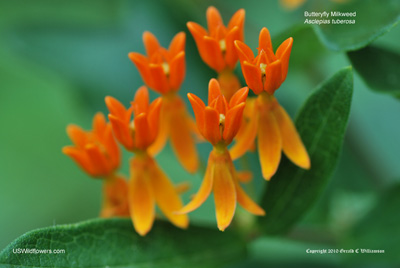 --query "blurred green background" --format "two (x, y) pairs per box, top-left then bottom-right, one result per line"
(0, 0), (399, 267)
